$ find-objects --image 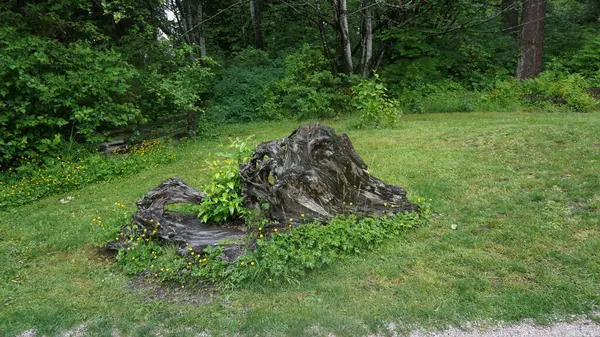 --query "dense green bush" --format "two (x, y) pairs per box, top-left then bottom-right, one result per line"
(0, 27), (139, 165)
(261, 44), (348, 120)
(397, 80), (475, 113)
(207, 49), (283, 123)
(351, 74), (401, 128)
(0, 25), (213, 167)
(569, 33), (600, 80)
(521, 71), (598, 112)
